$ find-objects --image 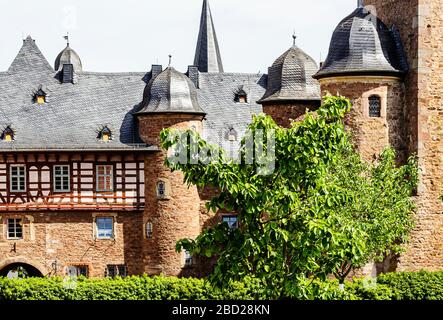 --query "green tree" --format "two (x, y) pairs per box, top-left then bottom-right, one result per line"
(160, 96), (418, 298)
